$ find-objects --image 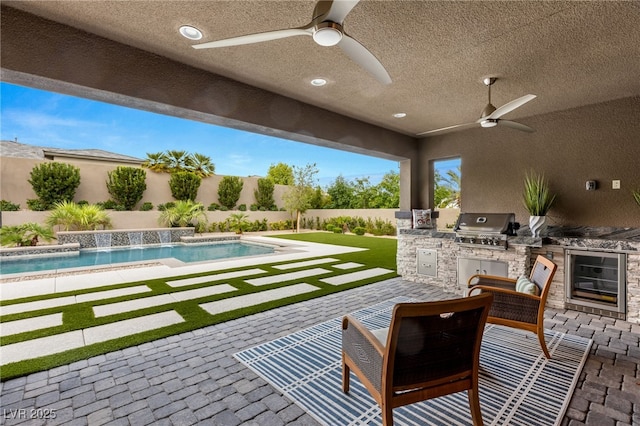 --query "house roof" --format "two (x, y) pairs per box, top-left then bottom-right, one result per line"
(0, 140), (144, 164)
(2, 1), (639, 137)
